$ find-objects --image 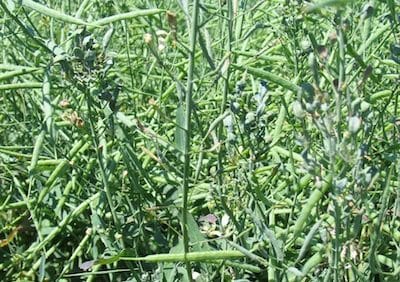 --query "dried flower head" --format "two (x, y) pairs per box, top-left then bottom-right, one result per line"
(59, 99), (70, 108)
(166, 11), (177, 43)
(317, 45), (329, 60)
(166, 11), (177, 30)
(144, 33), (152, 44)
(156, 30), (168, 51)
